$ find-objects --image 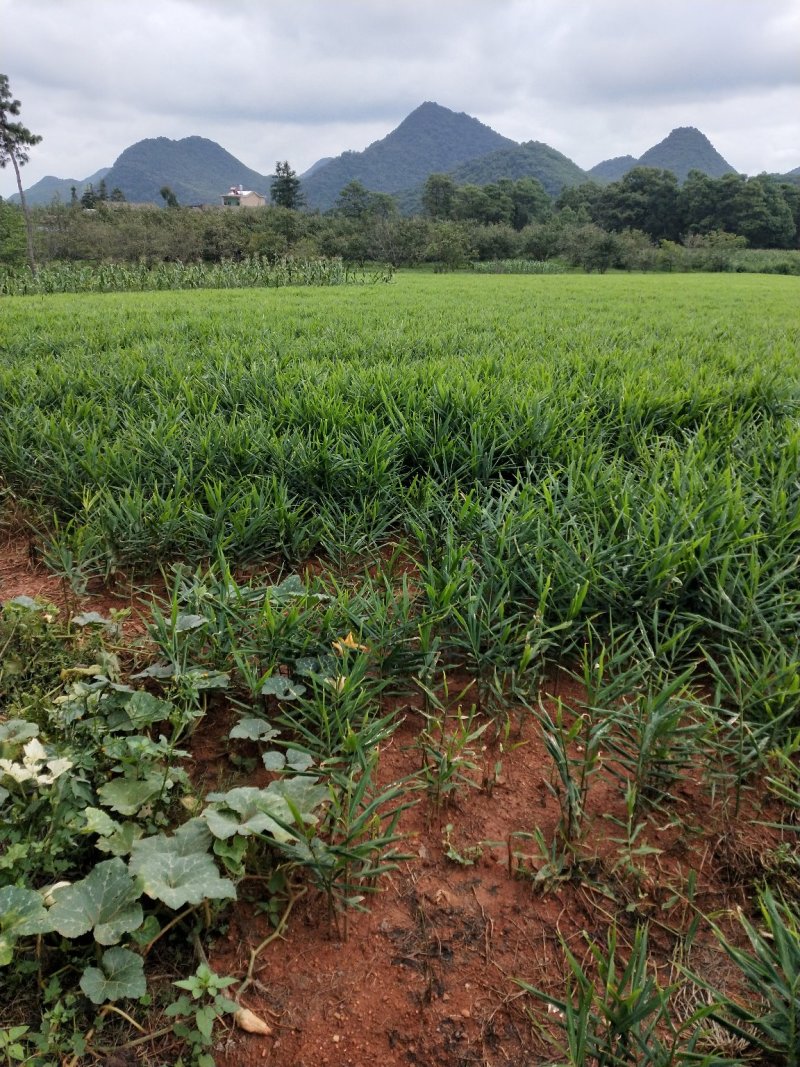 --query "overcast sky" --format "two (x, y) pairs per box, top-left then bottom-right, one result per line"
(2, 0), (799, 198)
